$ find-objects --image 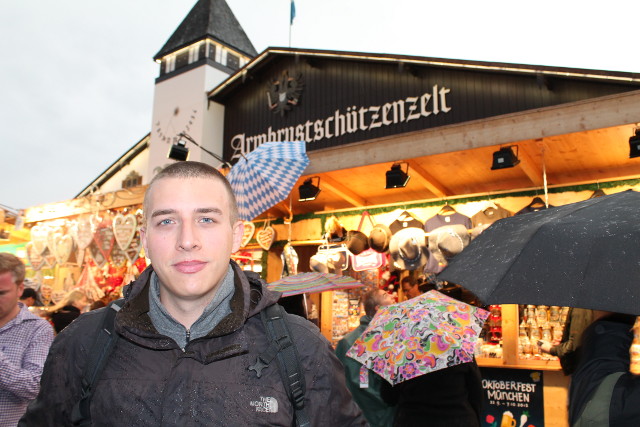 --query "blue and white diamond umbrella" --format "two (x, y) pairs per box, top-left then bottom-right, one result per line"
(227, 140), (309, 221)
